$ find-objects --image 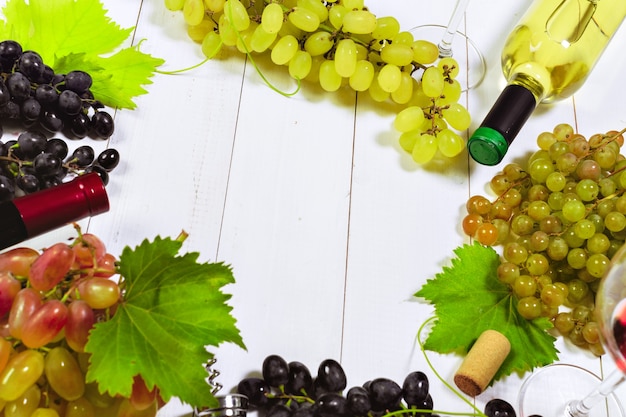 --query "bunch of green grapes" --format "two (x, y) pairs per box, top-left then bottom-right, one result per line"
(164, 0), (471, 164)
(462, 123), (626, 356)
